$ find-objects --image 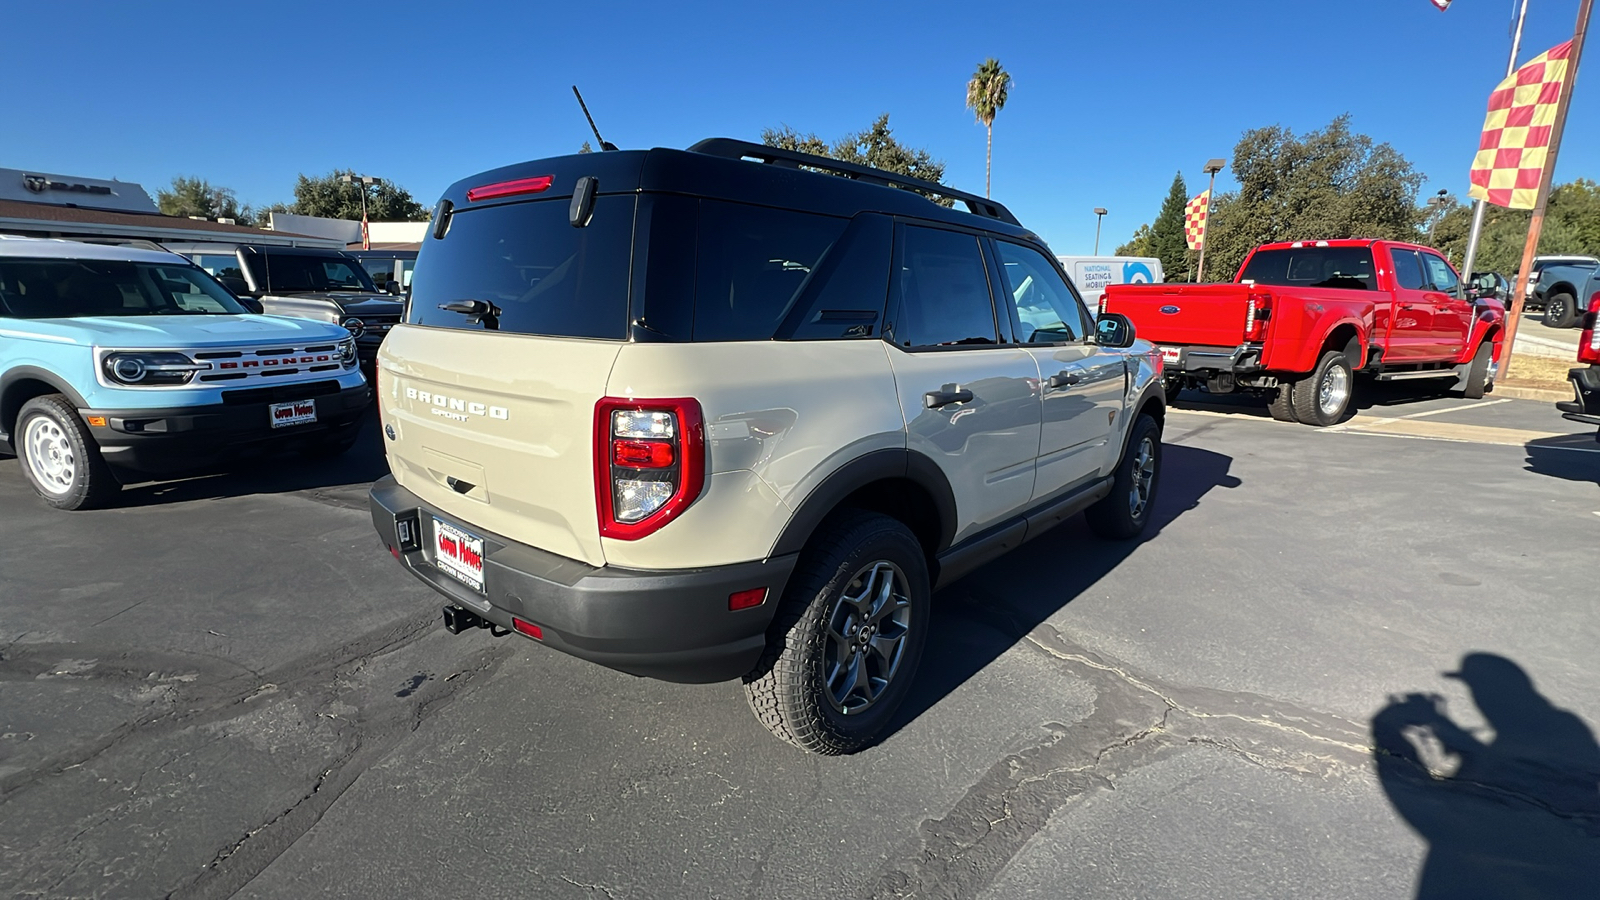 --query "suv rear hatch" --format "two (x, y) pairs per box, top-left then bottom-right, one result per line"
(380, 186), (639, 567)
